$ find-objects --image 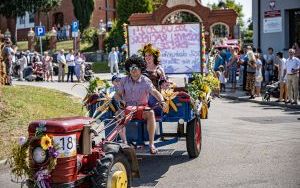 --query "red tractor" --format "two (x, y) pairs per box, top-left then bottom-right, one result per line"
(26, 114), (140, 188)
